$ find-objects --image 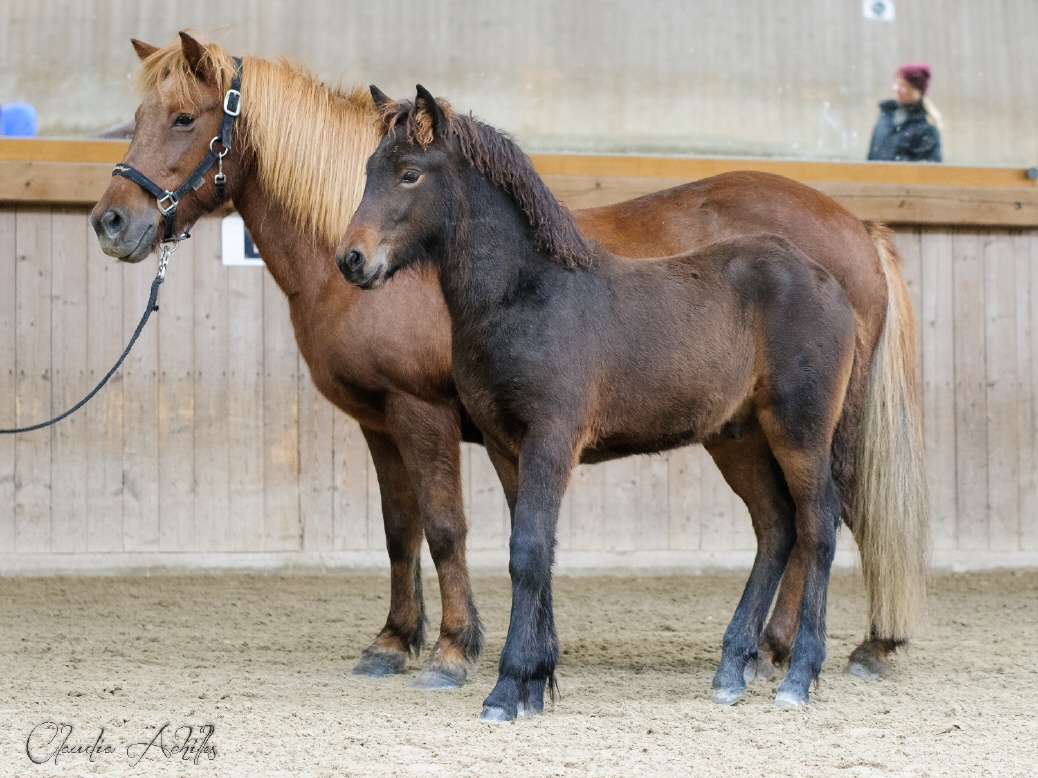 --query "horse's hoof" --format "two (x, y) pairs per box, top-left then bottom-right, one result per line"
(351, 654), (404, 678)
(846, 649), (889, 680)
(413, 670), (463, 690)
(712, 686), (744, 706)
(480, 705), (516, 722)
(774, 688), (809, 708)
